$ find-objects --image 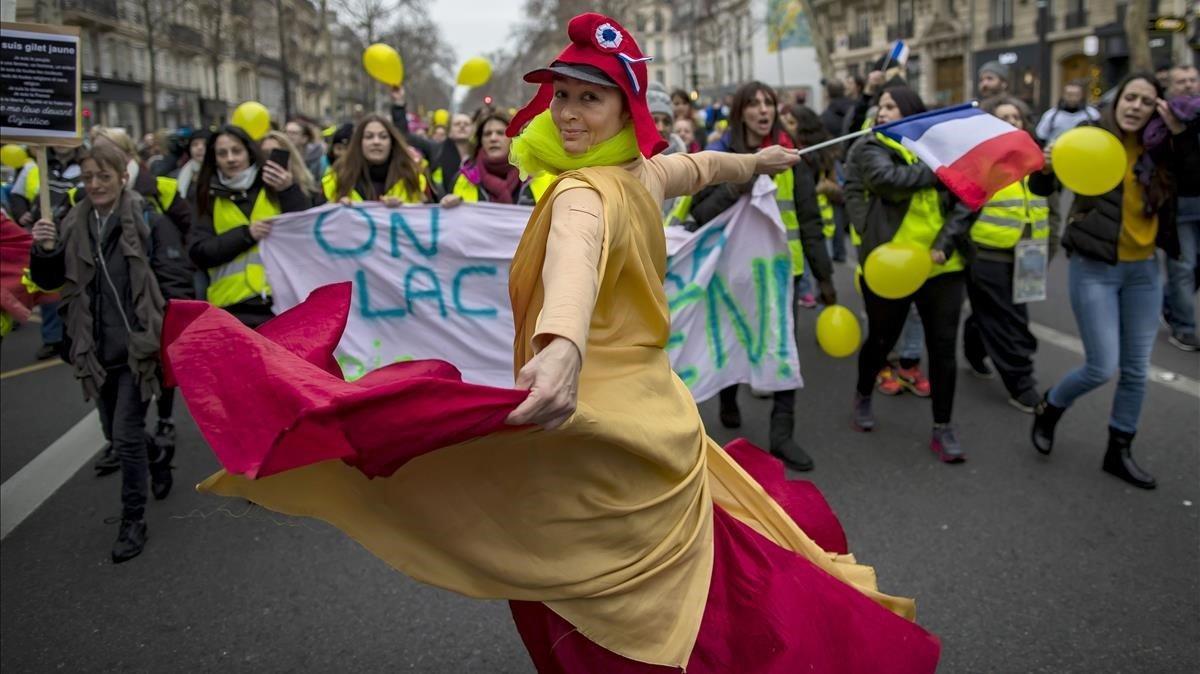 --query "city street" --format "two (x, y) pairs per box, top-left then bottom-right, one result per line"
(2, 254), (1197, 673)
